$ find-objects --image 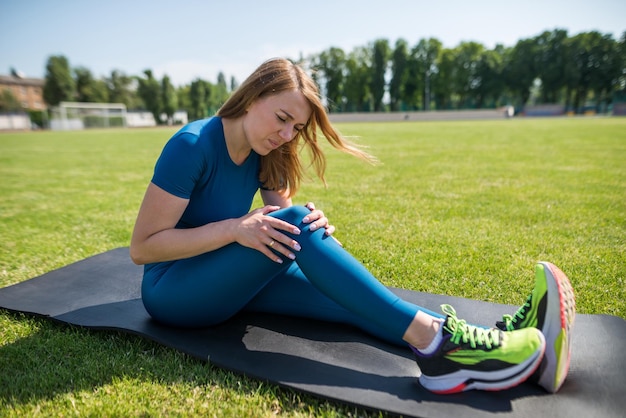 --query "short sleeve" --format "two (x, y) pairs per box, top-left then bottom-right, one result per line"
(151, 131), (207, 199)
